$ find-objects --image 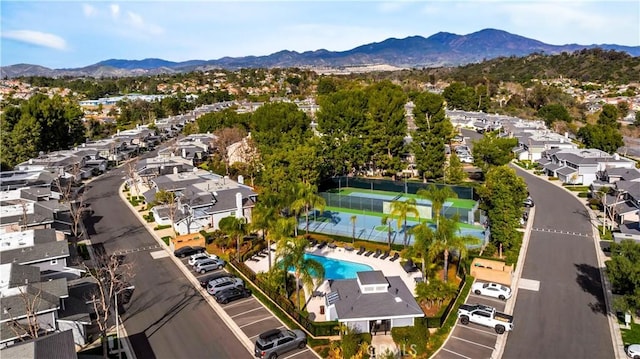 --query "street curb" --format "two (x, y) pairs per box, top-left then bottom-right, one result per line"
(515, 166), (626, 359)
(118, 183), (256, 356)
